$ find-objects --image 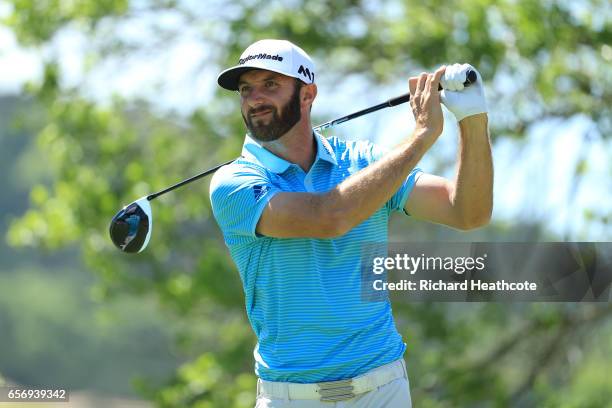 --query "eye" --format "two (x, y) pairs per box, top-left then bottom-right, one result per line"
(265, 80), (277, 88)
(238, 85), (251, 97)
